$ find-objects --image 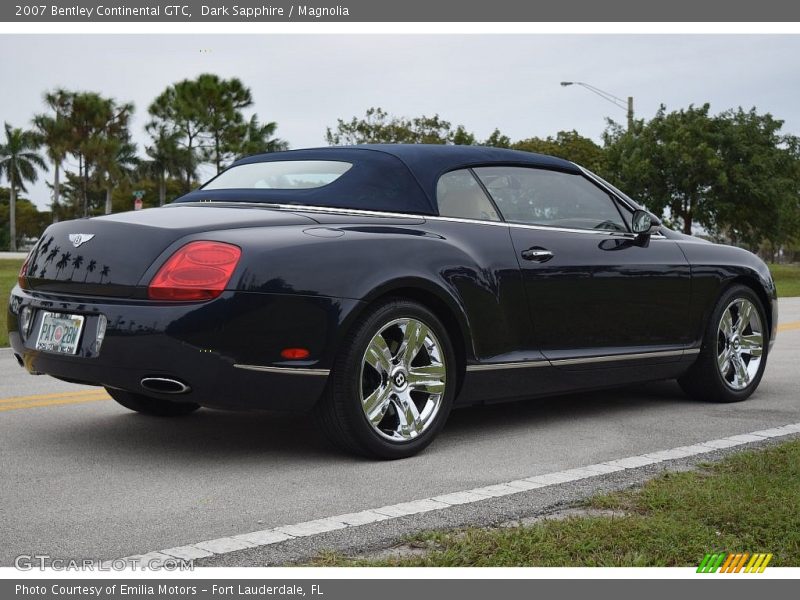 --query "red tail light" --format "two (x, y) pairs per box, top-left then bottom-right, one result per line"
(18, 251), (32, 289)
(148, 241), (241, 301)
